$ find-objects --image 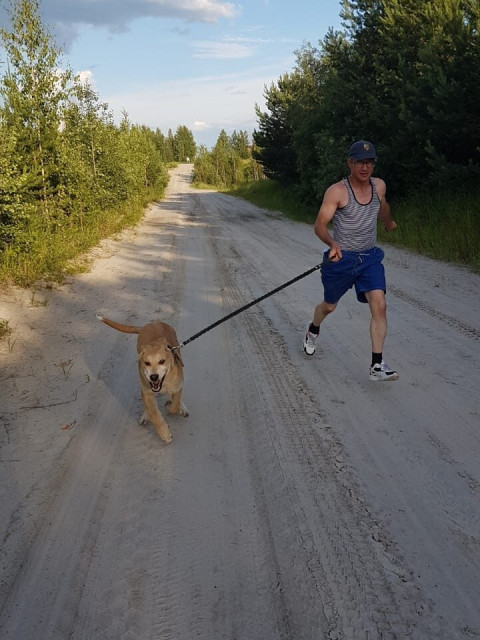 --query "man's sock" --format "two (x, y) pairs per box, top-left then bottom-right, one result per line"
(371, 352), (382, 367)
(309, 322), (320, 335)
